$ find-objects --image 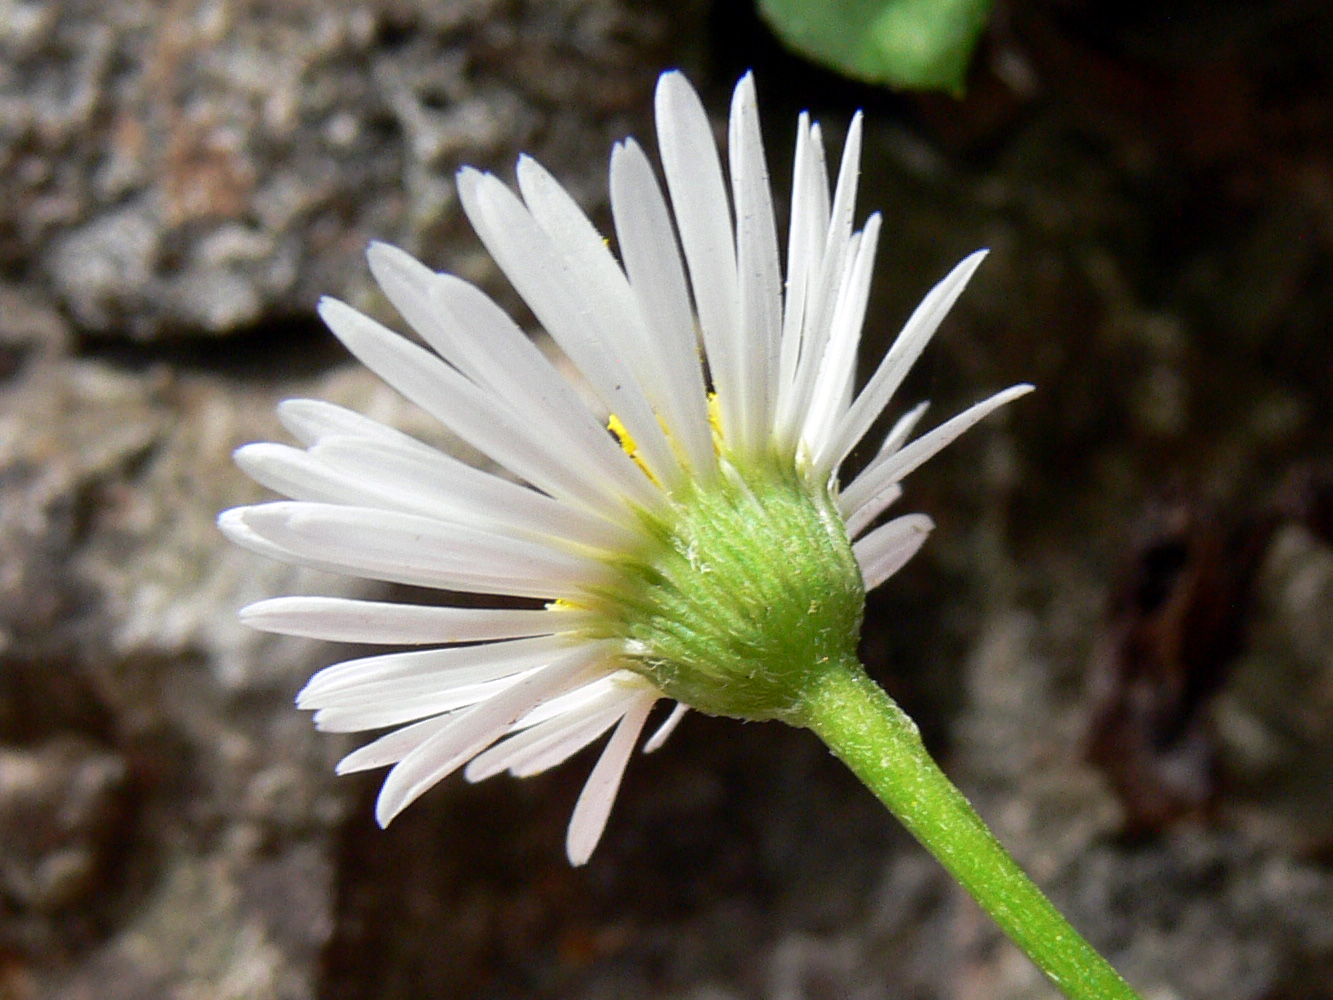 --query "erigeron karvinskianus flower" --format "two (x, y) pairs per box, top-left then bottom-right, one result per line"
(221, 71), (1030, 866)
